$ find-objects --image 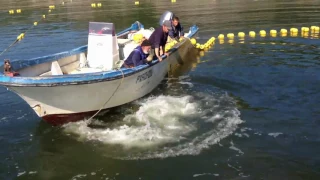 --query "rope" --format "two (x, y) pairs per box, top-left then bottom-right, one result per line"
(86, 68), (125, 122)
(0, 40), (19, 57)
(0, 15), (47, 57)
(0, 2), (69, 57)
